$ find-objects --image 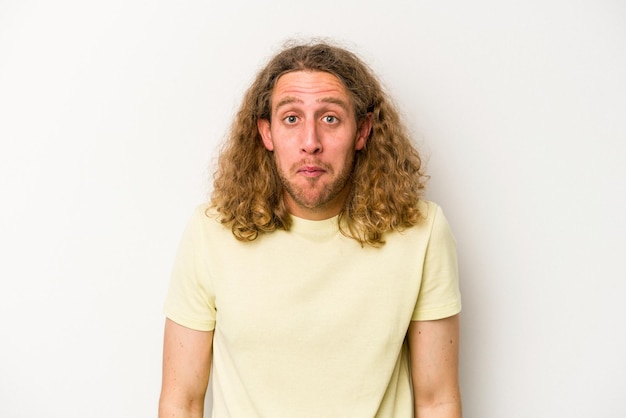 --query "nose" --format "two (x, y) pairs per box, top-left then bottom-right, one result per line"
(301, 120), (322, 154)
